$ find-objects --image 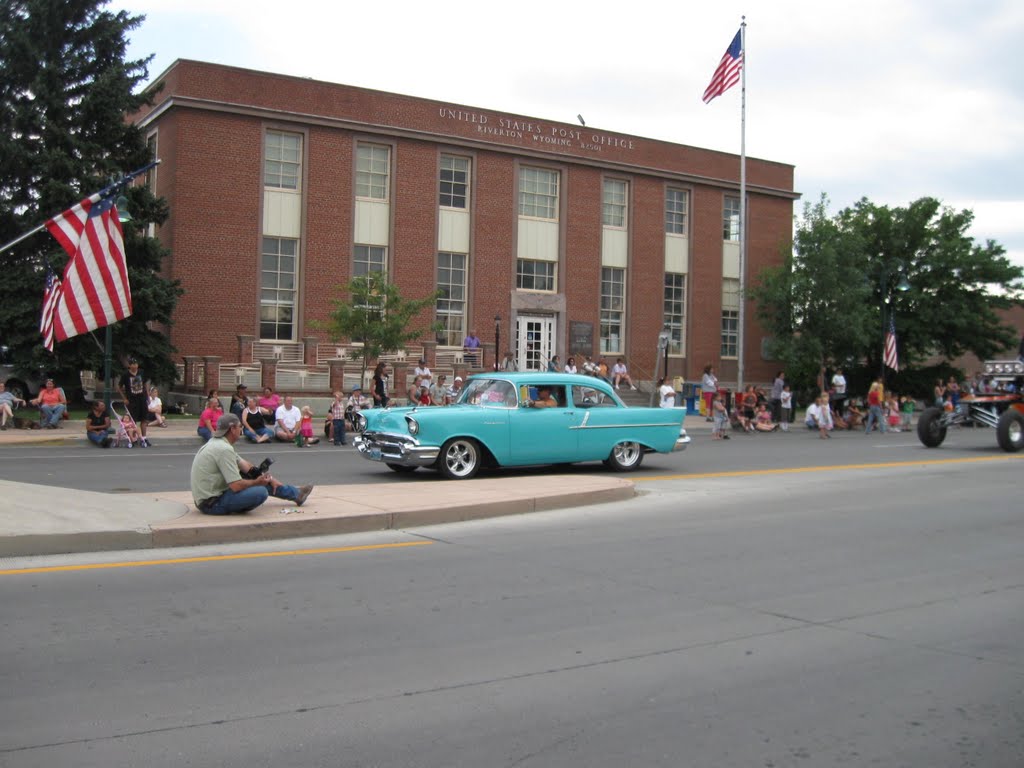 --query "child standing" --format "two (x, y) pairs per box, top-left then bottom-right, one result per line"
(900, 395), (914, 430)
(298, 405), (319, 447)
(711, 392), (729, 440)
(780, 385), (792, 431)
